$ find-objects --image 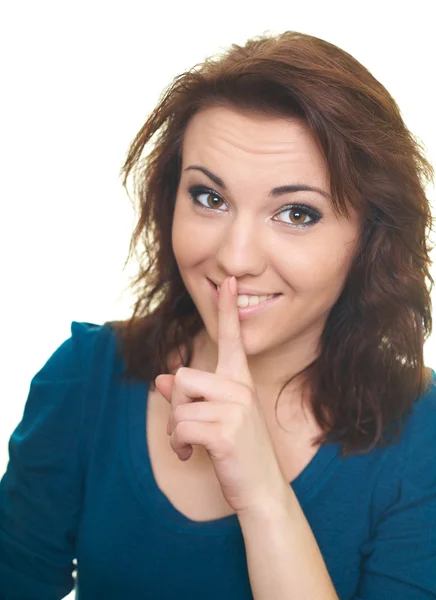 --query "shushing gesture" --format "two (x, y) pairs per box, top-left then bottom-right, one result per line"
(155, 276), (289, 517)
